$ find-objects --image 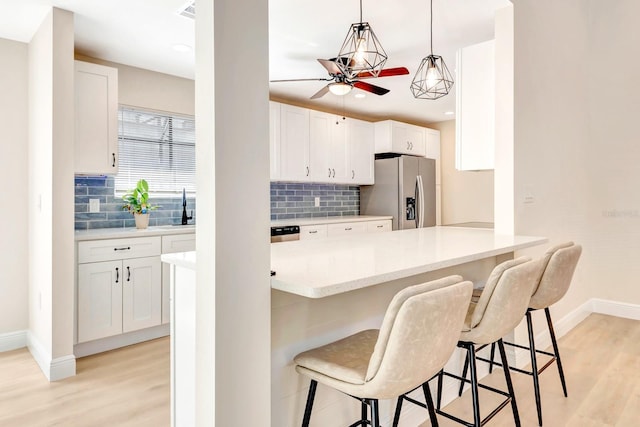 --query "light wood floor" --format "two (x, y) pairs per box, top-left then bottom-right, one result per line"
(0, 314), (638, 426)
